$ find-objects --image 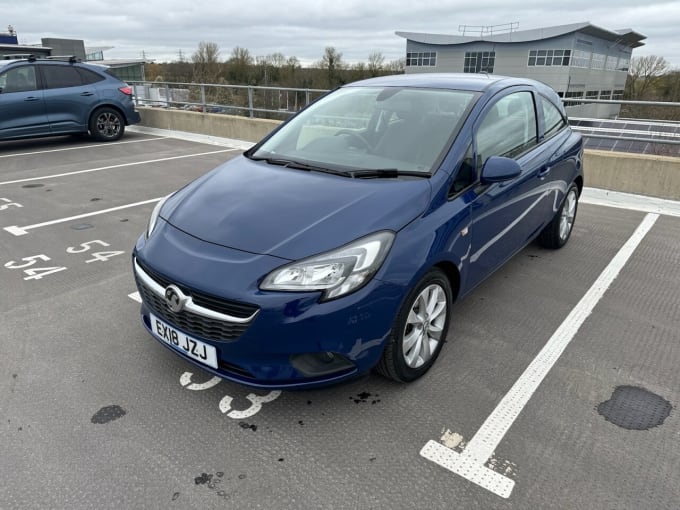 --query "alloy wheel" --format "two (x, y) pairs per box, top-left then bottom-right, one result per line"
(559, 188), (577, 241)
(402, 283), (447, 368)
